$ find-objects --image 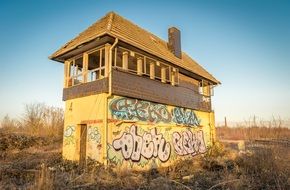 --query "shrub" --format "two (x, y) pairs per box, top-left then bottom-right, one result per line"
(1, 103), (64, 138)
